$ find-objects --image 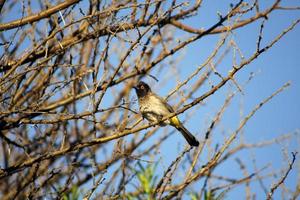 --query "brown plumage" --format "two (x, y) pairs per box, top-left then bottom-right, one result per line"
(134, 81), (199, 147)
